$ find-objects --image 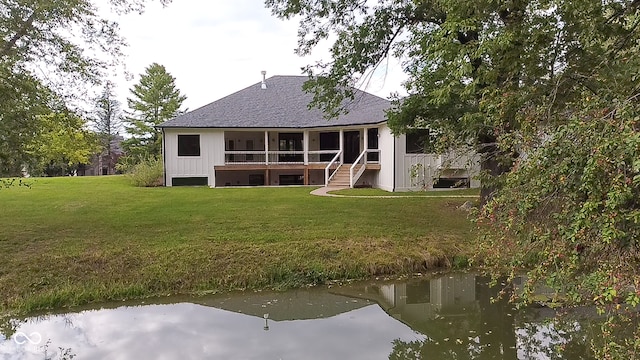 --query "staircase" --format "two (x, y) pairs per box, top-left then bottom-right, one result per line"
(327, 165), (351, 188)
